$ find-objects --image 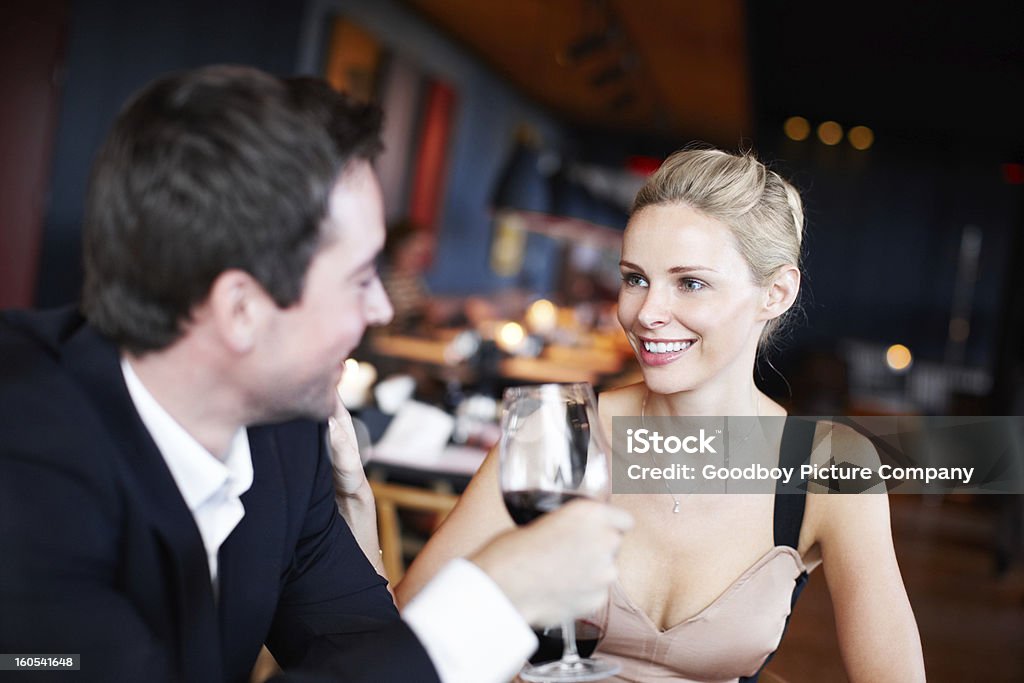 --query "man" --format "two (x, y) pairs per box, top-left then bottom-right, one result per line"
(0, 66), (630, 682)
